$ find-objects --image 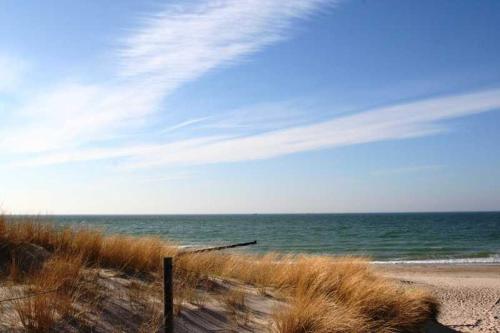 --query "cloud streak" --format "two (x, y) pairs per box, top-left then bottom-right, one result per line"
(119, 0), (332, 81)
(0, 0), (331, 154)
(14, 88), (500, 168)
(2, 1), (500, 171)
(126, 88), (500, 167)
